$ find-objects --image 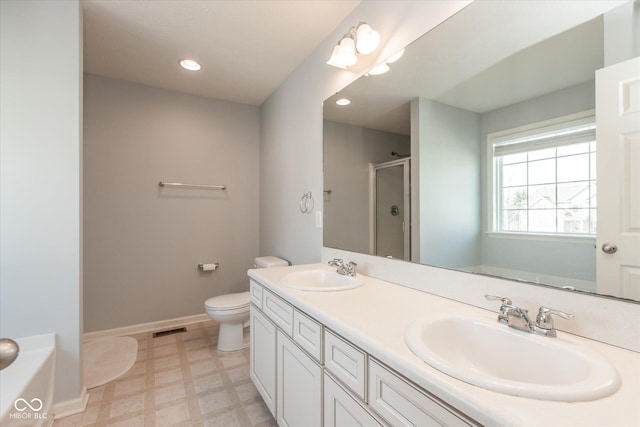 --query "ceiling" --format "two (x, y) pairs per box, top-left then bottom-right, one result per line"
(82, 0), (360, 106)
